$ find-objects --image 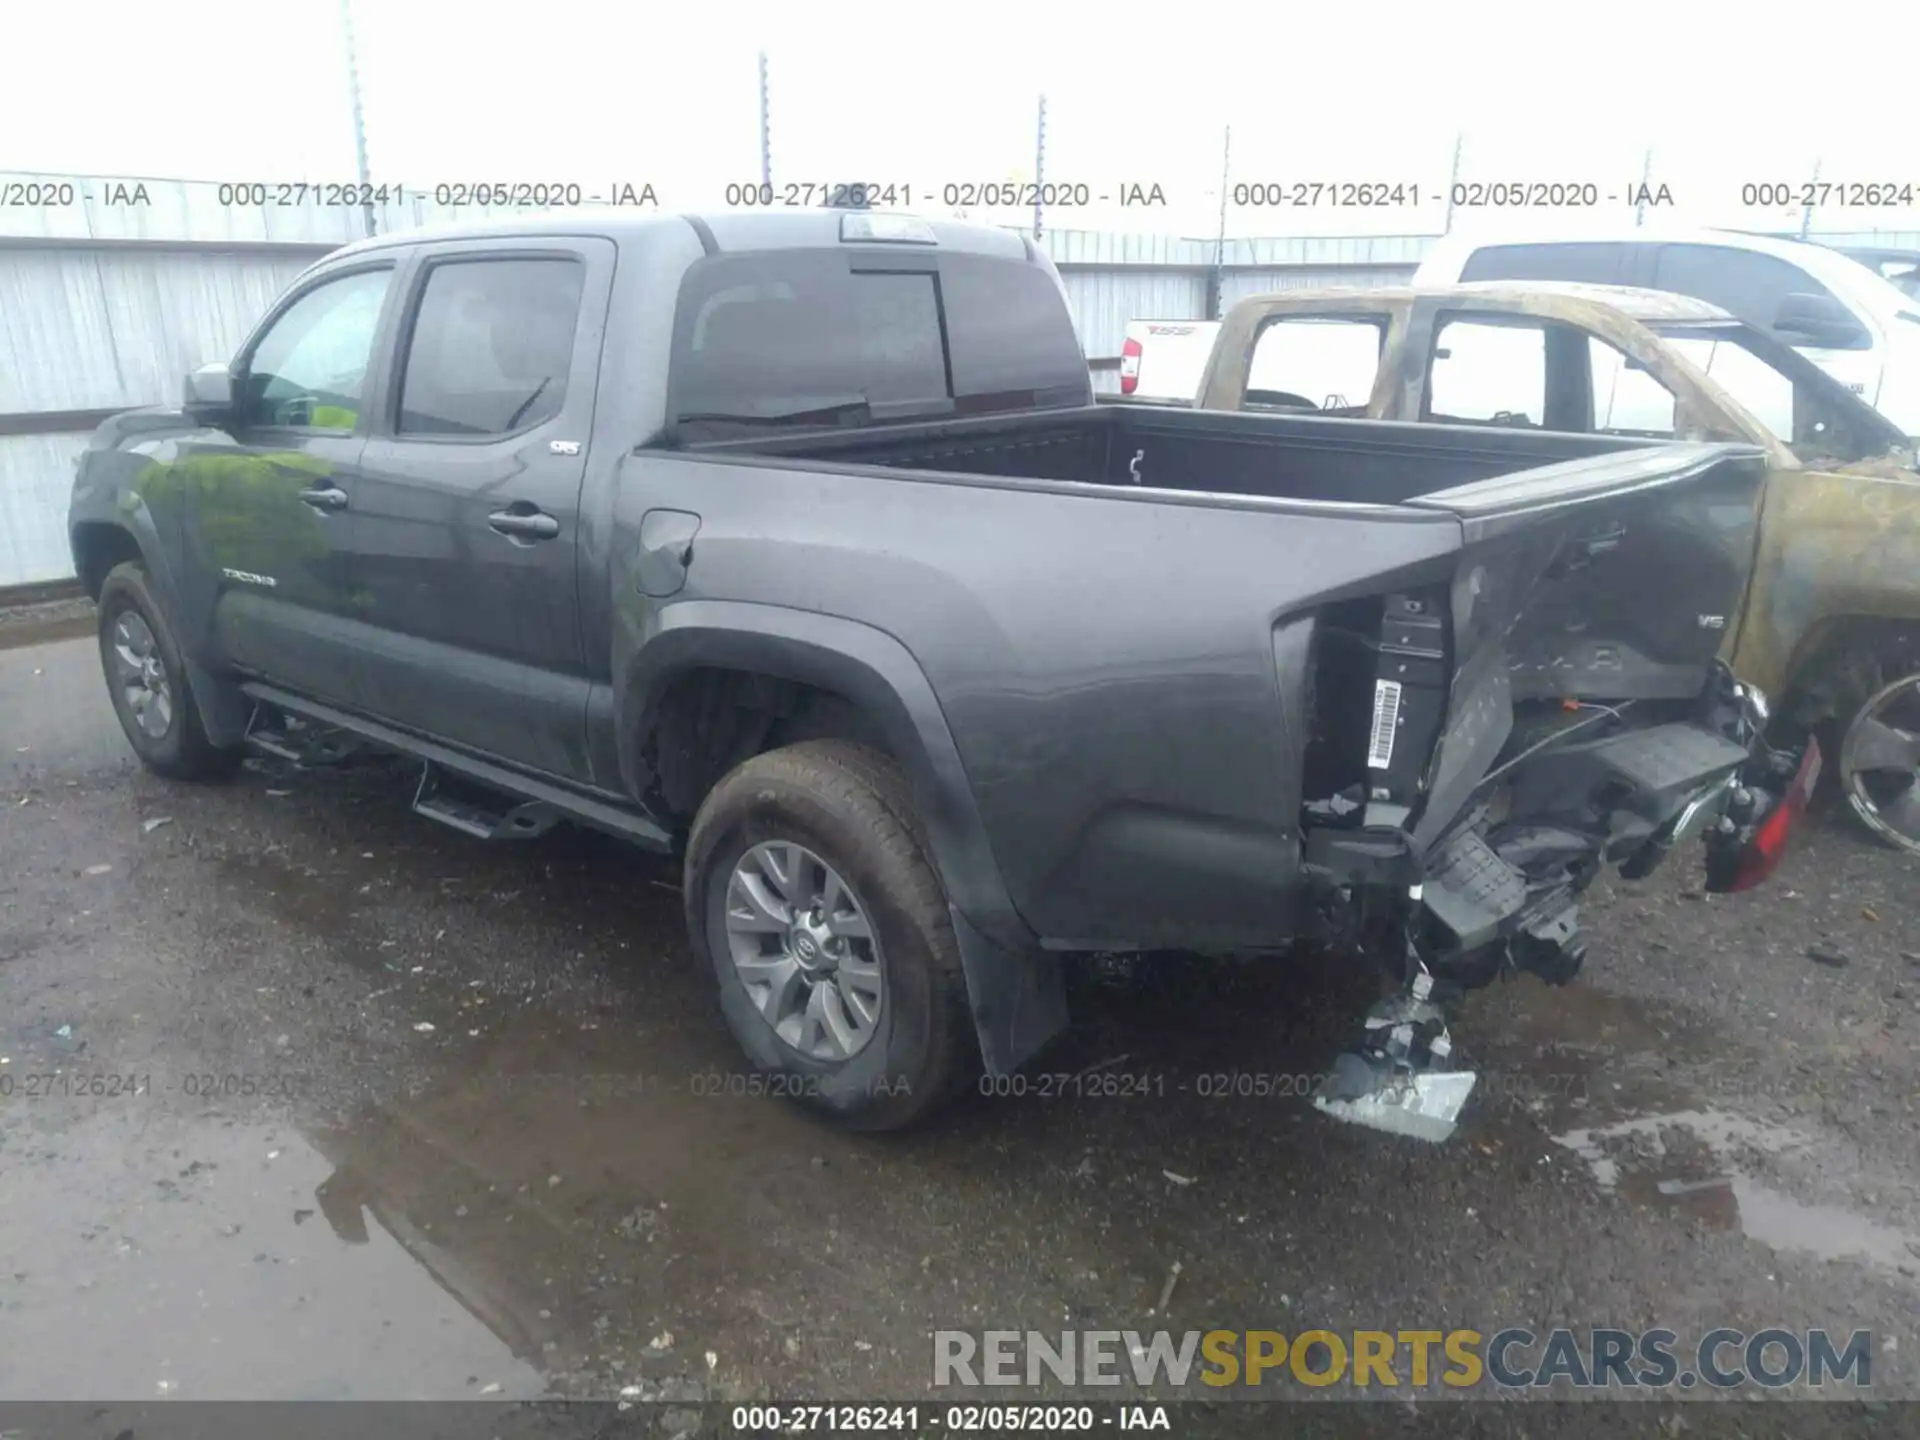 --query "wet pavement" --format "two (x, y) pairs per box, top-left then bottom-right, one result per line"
(3, 632), (1919, 1411)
